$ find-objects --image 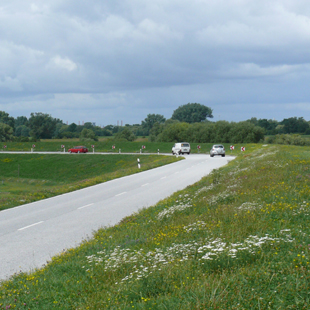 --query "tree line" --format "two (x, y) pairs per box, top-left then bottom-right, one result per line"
(0, 103), (309, 143)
